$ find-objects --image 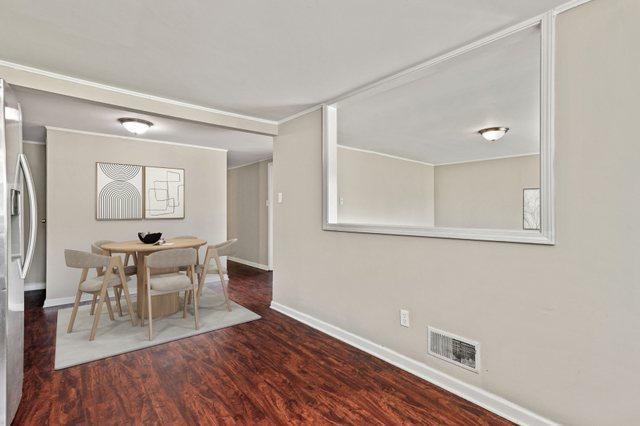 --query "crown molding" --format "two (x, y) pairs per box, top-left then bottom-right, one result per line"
(0, 59), (278, 136)
(553, 0), (593, 15)
(45, 126), (228, 152)
(227, 157), (273, 170)
(435, 152), (539, 167)
(337, 144), (435, 167)
(278, 104), (323, 125)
